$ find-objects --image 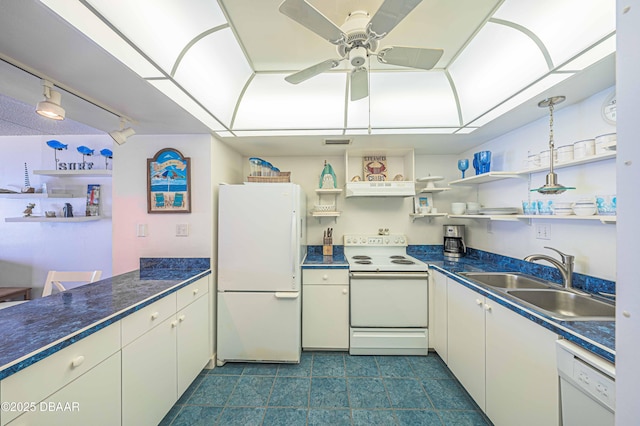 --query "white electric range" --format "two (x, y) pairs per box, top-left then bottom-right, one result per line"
(344, 234), (429, 356)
